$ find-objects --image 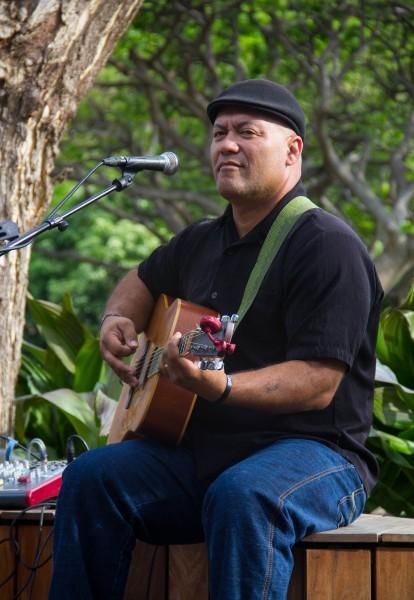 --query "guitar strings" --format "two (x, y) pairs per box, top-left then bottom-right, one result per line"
(131, 330), (200, 377)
